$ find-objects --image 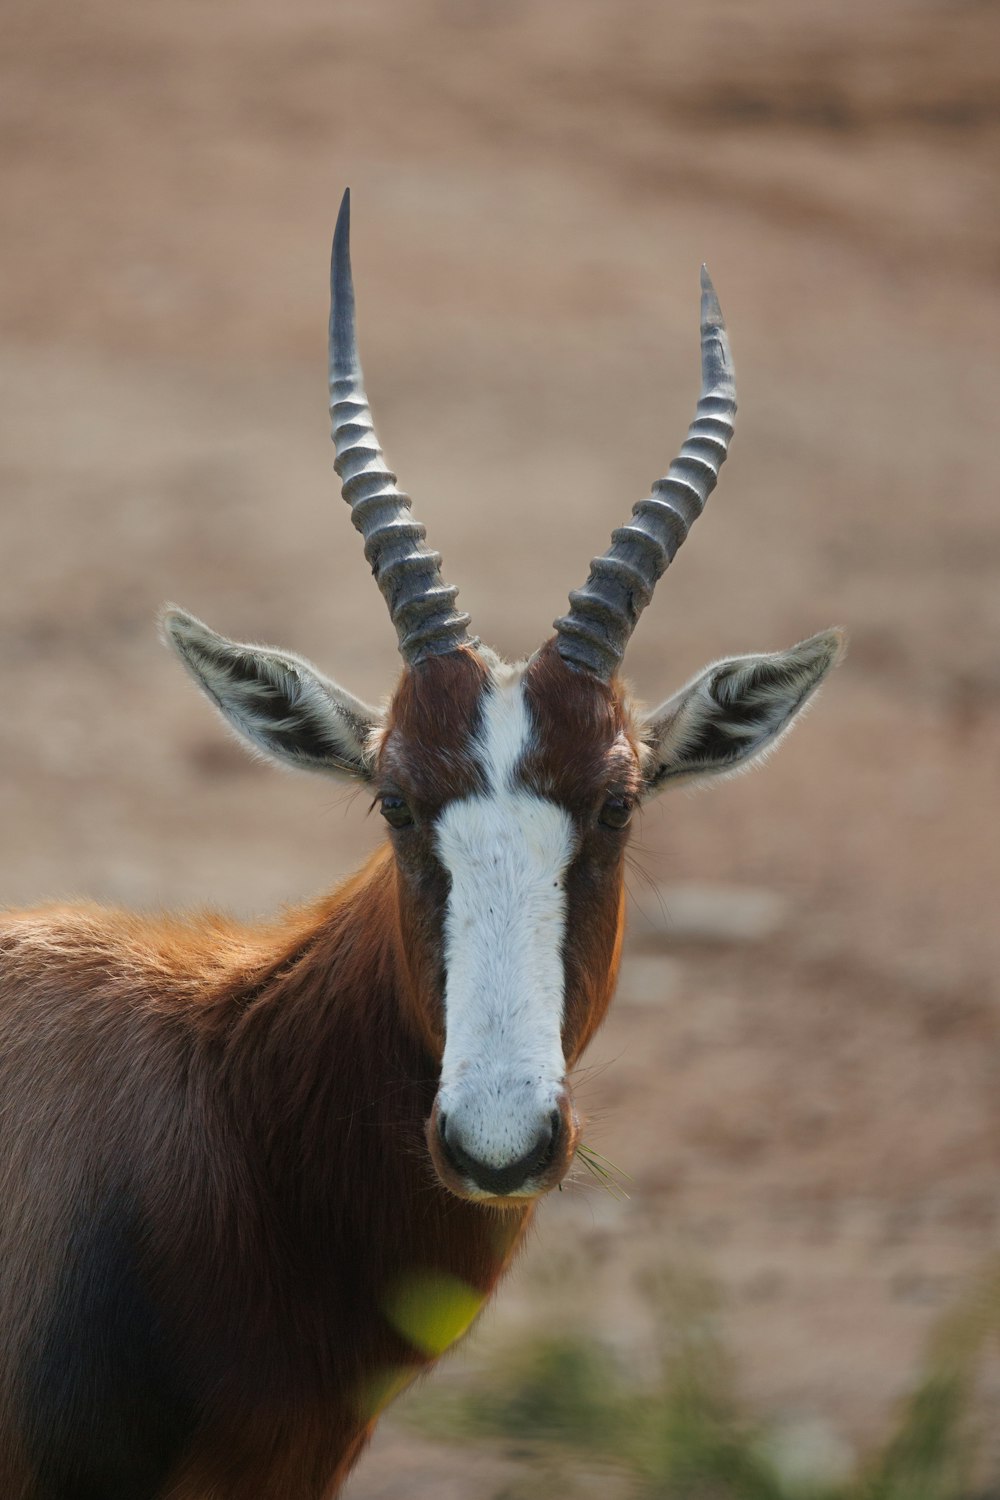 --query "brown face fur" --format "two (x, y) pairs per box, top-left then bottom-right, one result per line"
(377, 648), (489, 1056)
(520, 641), (640, 1063)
